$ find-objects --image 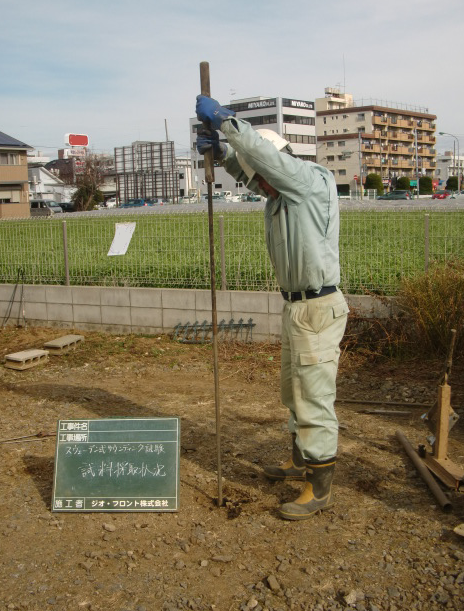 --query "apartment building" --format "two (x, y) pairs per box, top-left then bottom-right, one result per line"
(315, 88), (437, 194)
(0, 130), (32, 218)
(190, 96), (316, 196)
